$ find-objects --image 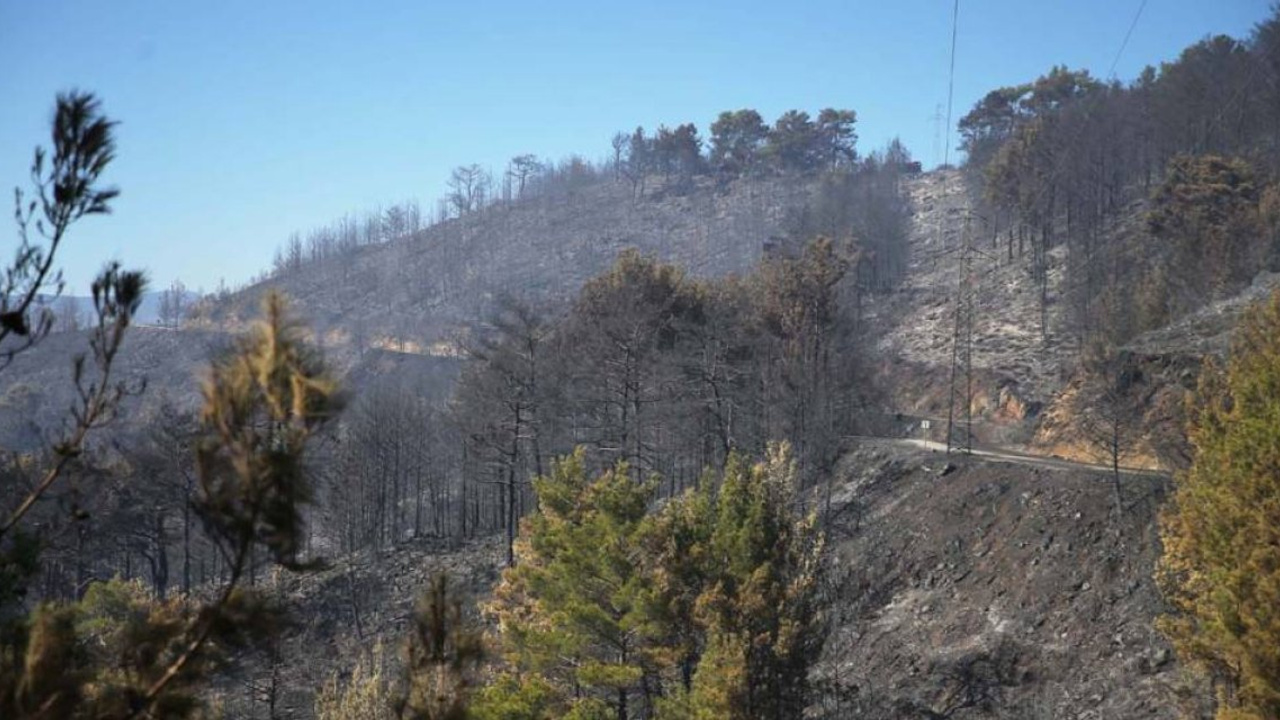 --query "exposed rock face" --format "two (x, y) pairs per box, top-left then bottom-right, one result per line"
(992, 383), (1038, 422)
(872, 170), (1075, 424)
(1030, 353), (1198, 471)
